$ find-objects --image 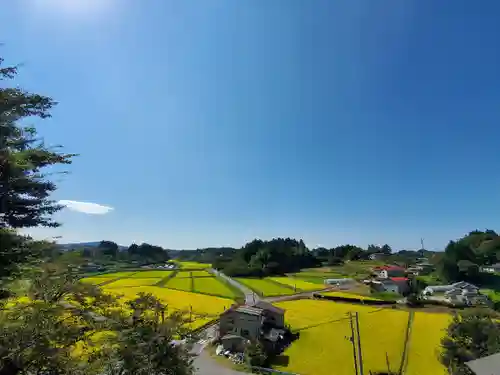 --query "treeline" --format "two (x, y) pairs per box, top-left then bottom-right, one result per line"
(72, 240), (171, 265)
(177, 240), (433, 277)
(211, 238), (319, 277)
(439, 230), (500, 283)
